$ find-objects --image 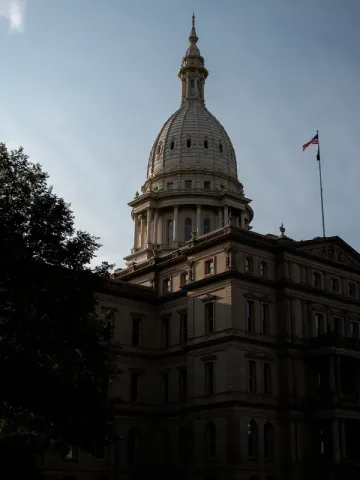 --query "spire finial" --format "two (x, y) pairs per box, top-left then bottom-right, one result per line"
(192, 11), (195, 29)
(279, 222), (286, 237)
